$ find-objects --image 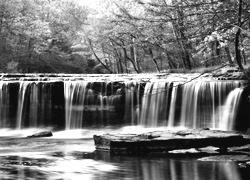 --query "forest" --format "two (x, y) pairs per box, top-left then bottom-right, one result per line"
(0, 0), (250, 74)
